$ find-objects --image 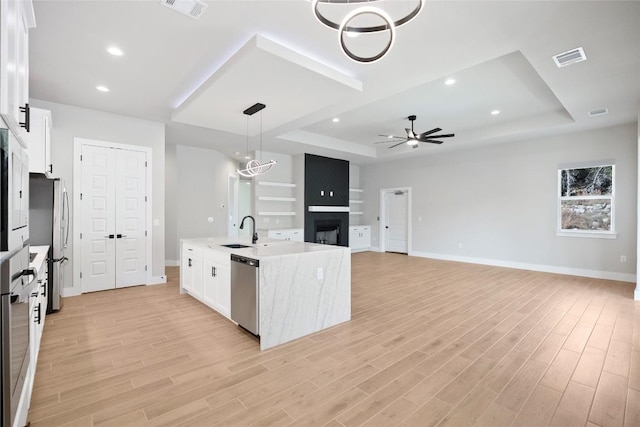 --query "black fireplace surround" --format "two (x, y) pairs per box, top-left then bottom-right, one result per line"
(304, 154), (350, 247)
